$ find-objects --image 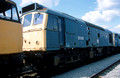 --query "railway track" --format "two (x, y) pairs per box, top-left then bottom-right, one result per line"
(90, 59), (120, 78)
(5, 65), (38, 78)
(18, 72), (38, 78)
(11, 71), (39, 78)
